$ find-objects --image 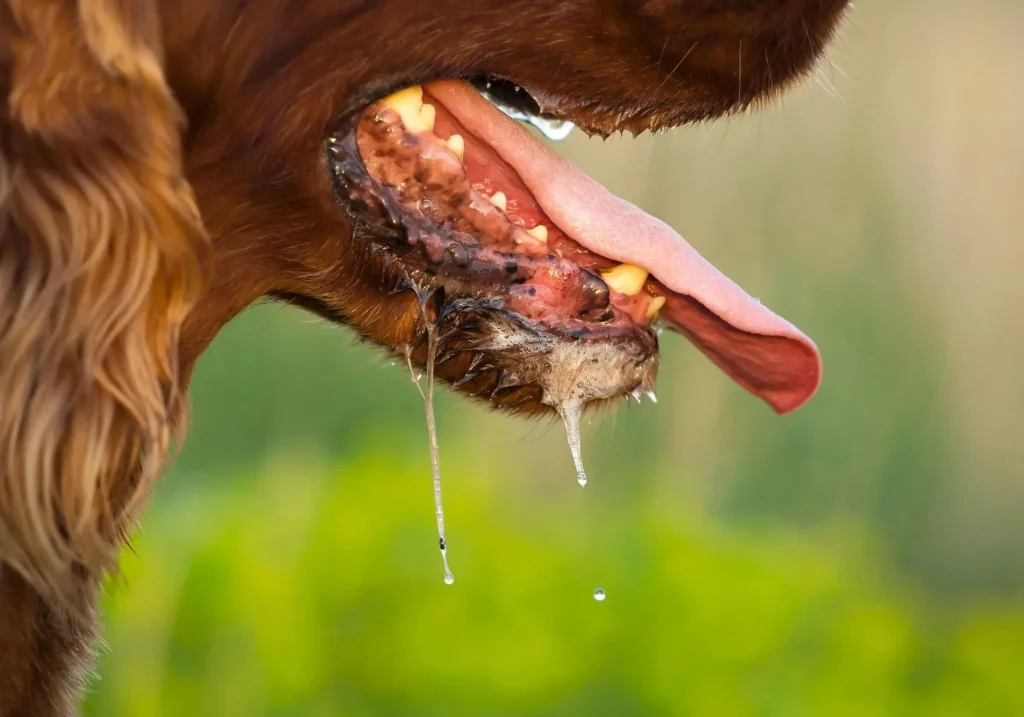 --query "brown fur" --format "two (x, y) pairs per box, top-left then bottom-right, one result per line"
(0, 1), (850, 713)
